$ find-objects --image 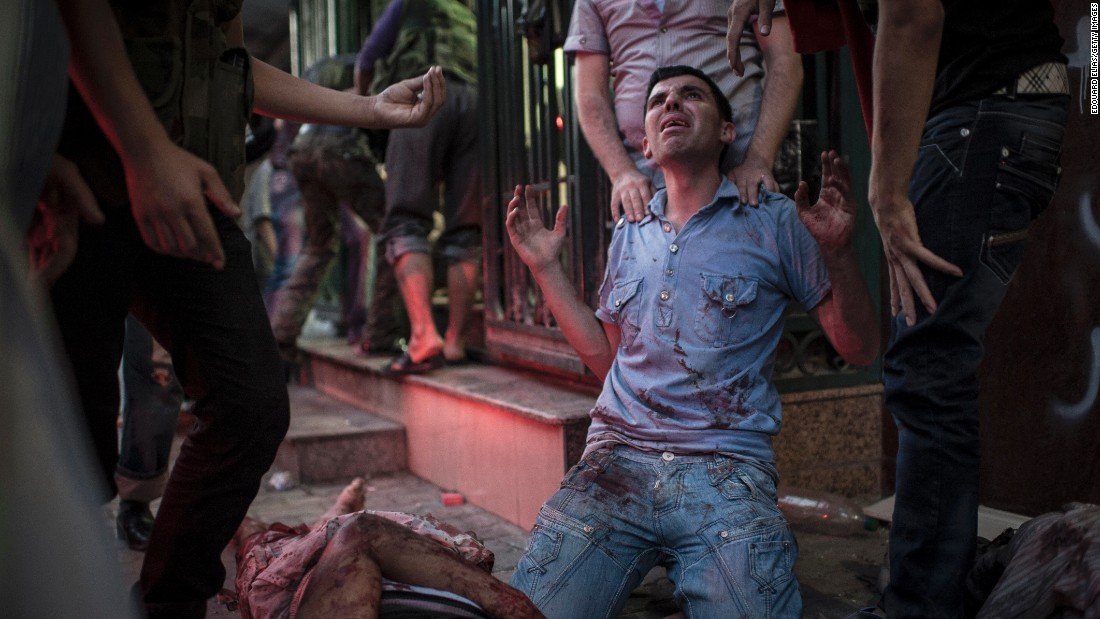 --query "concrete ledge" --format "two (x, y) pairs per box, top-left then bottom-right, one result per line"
(298, 339), (594, 529)
(276, 385), (407, 484)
